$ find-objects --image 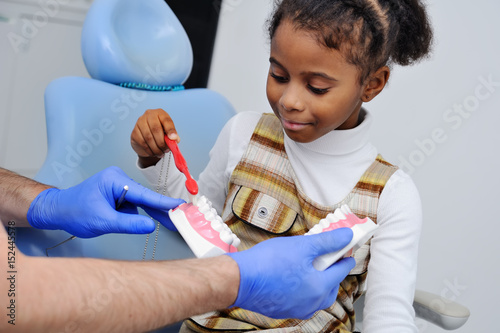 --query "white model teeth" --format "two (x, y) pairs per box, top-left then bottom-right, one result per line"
(203, 208), (217, 221)
(195, 195), (240, 247)
(219, 230), (234, 244)
(340, 204), (352, 215)
(327, 213), (340, 224)
(306, 206), (349, 235)
(333, 207), (346, 220)
(197, 195), (208, 206)
(305, 225), (321, 235)
(231, 234), (241, 248)
(211, 220), (224, 232)
(319, 218), (331, 229)
(198, 205), (209, 214)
